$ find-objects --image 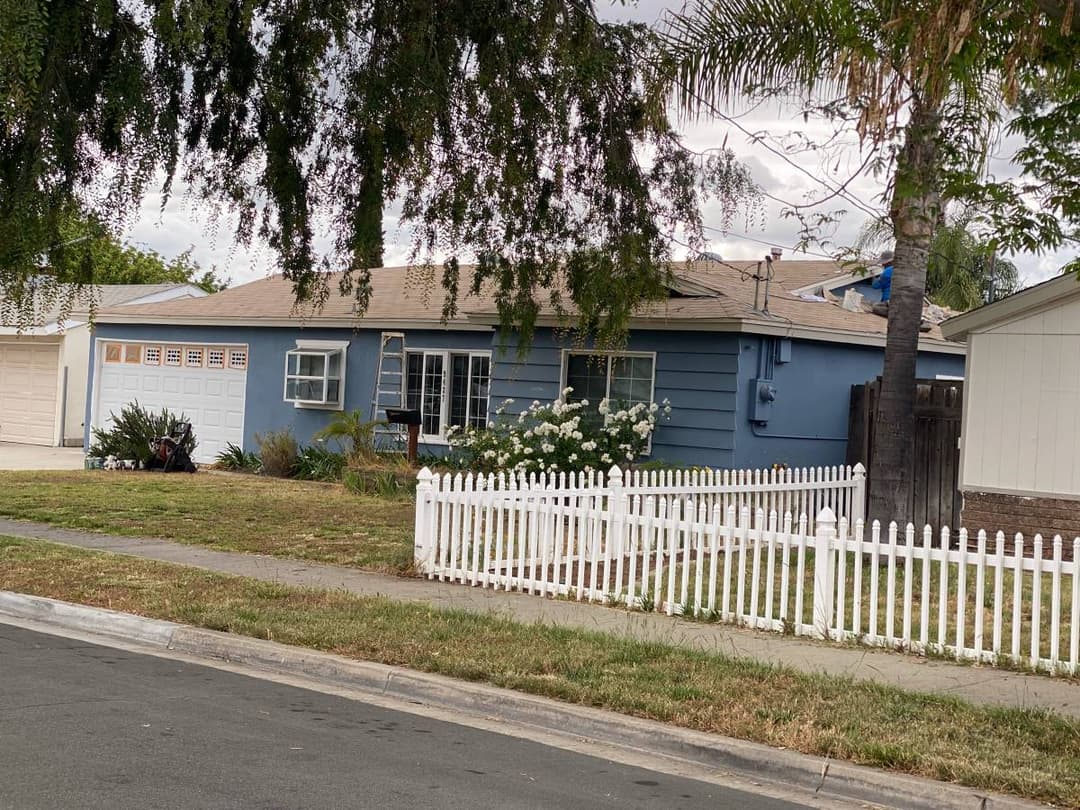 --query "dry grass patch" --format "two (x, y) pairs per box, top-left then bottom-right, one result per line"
(1, 536), (1078, 807)
(0, 471), (413, 572)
